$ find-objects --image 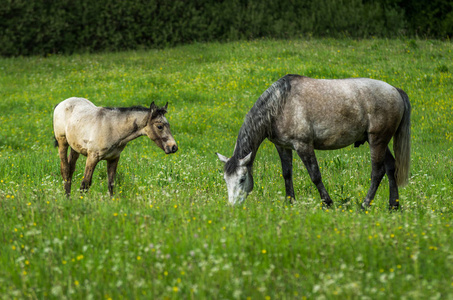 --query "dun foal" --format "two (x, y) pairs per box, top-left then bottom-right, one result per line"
(53, 97), (178, 196)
